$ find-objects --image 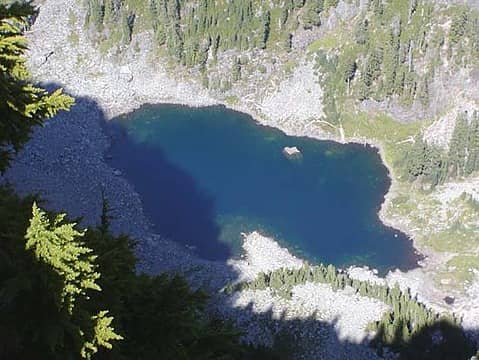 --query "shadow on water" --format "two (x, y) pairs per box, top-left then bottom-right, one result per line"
(107, 121), (231, 260)
(7, 89), (474, 359)
(104, 103), (421, 274)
